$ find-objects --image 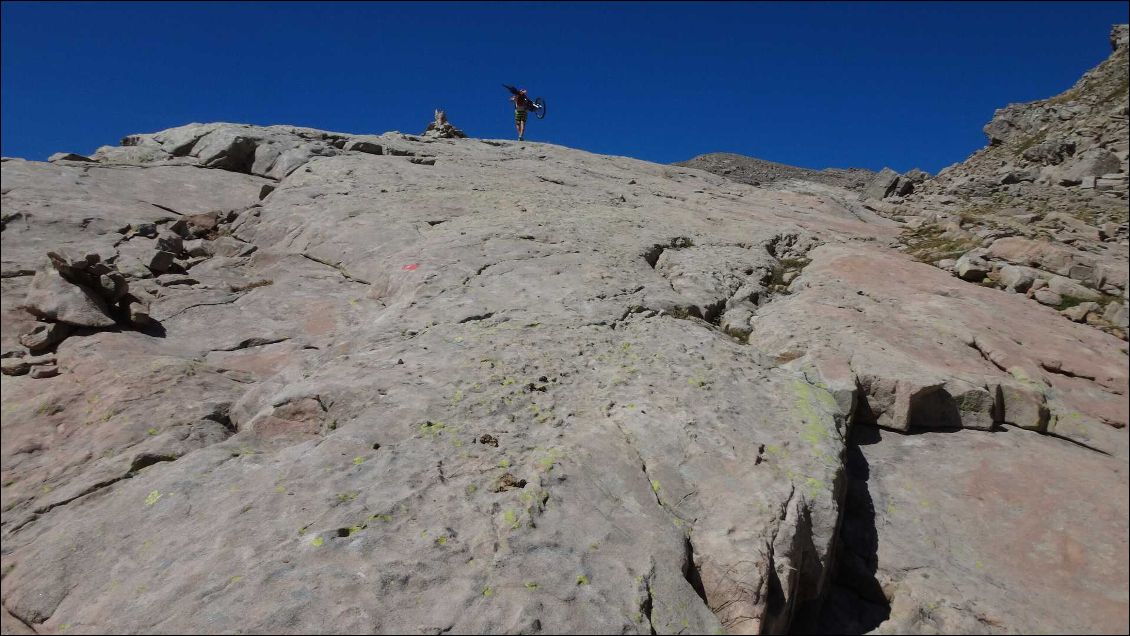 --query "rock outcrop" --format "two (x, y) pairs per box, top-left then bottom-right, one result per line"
(857, 25), (1129, 341)
(424, 109), (468, 140)
(2, 31), (1128, 633)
